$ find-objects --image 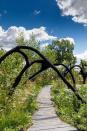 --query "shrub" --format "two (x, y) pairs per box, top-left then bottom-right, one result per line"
(51, 80), (87, 130)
